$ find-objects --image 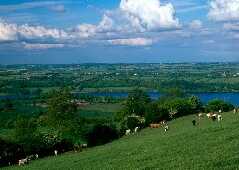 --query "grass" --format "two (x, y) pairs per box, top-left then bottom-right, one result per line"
(6, 112), (239, 170)
(78, 103), (122, 118)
